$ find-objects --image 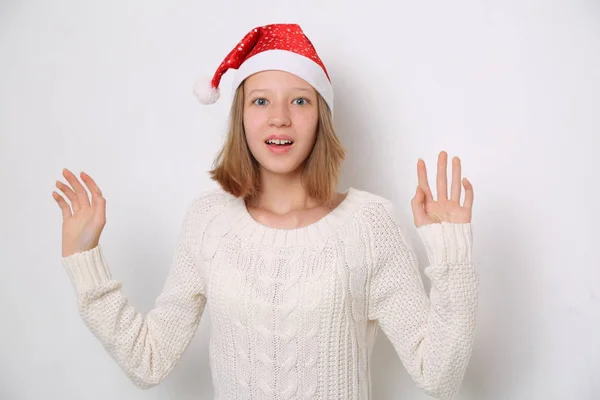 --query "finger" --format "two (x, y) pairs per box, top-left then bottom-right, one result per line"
(450, 156), (462, 202)
(437, 151), (448, 200)
(80, 172), (107, 222)
(462, 178), (474, 209)
(411, 186), (427, 223)
(80, 171), (103, 199)
(417, 159), (434, 202)
(94, 194), (107, 224)
(55, 179), (79, 212)
(63, 168), (91, 209)
(52, 191), (73, 219)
